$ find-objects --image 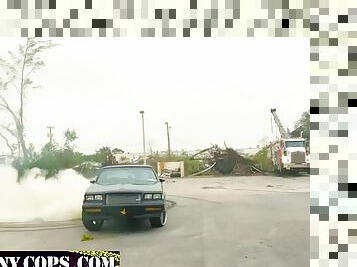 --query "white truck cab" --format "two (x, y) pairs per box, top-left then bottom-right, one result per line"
(281, 138), (309, 170)
(270, 108), (310, 173)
